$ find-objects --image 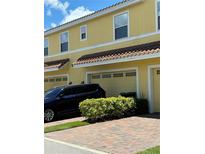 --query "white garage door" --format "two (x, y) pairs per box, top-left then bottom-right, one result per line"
(44, 75), (68, 91)
(89, 70), (137, 97)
